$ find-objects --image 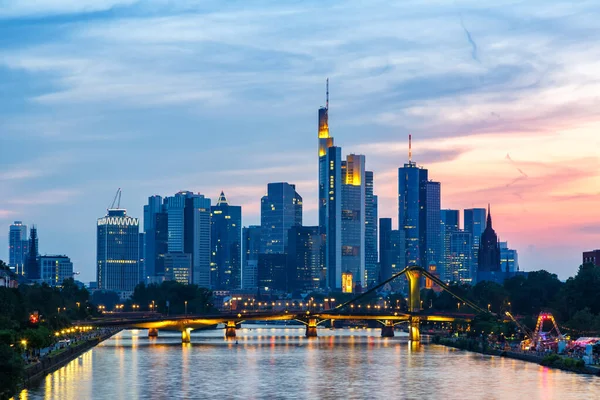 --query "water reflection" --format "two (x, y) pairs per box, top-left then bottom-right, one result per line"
(21, 326), (600, 400)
